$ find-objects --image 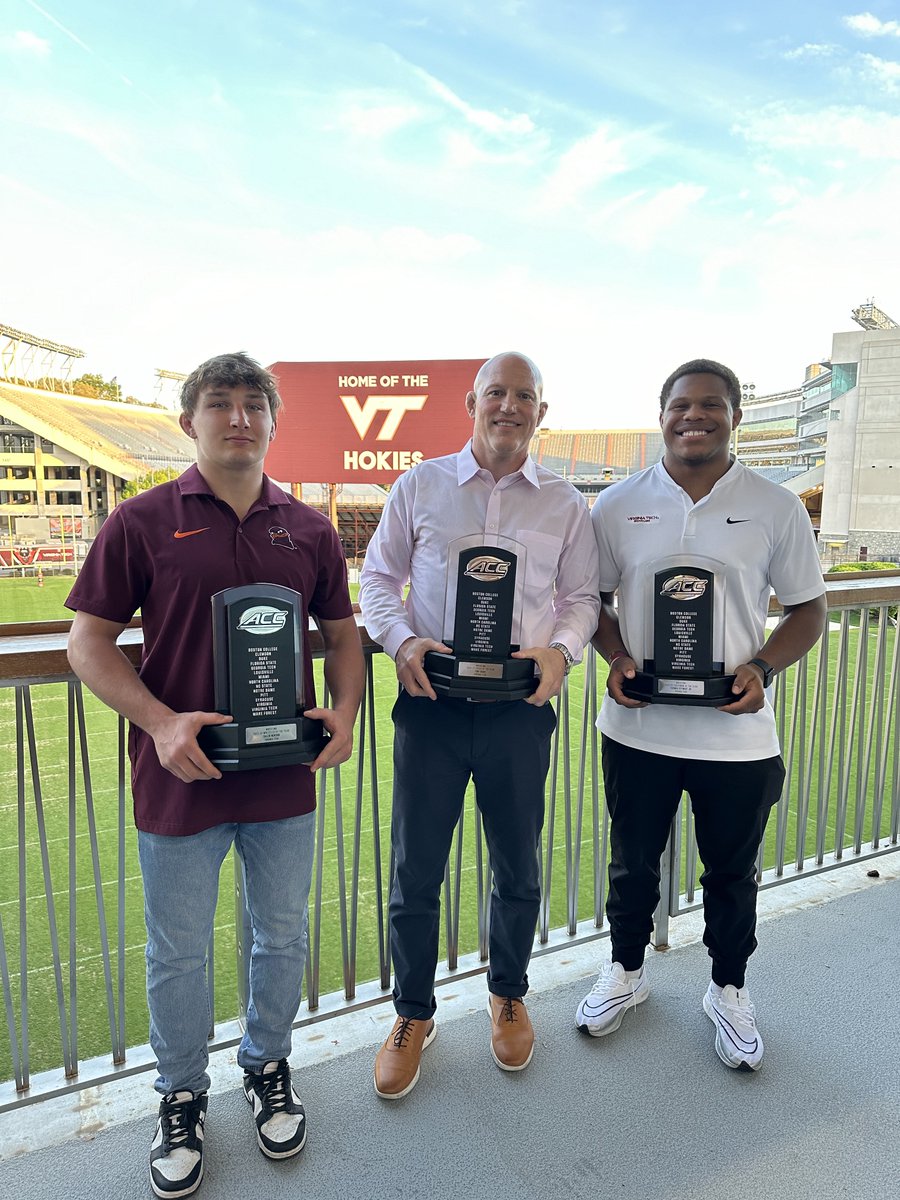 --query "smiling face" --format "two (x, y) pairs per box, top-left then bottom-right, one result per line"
(660, 372), (741, 473)
(179, 383), (276, 476)
(466, 353), (547, 478)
